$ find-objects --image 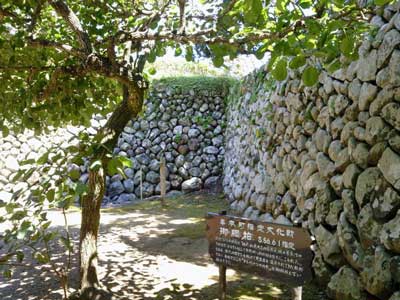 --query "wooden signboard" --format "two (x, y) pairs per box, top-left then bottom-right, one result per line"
(206, 213), (313, 288)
